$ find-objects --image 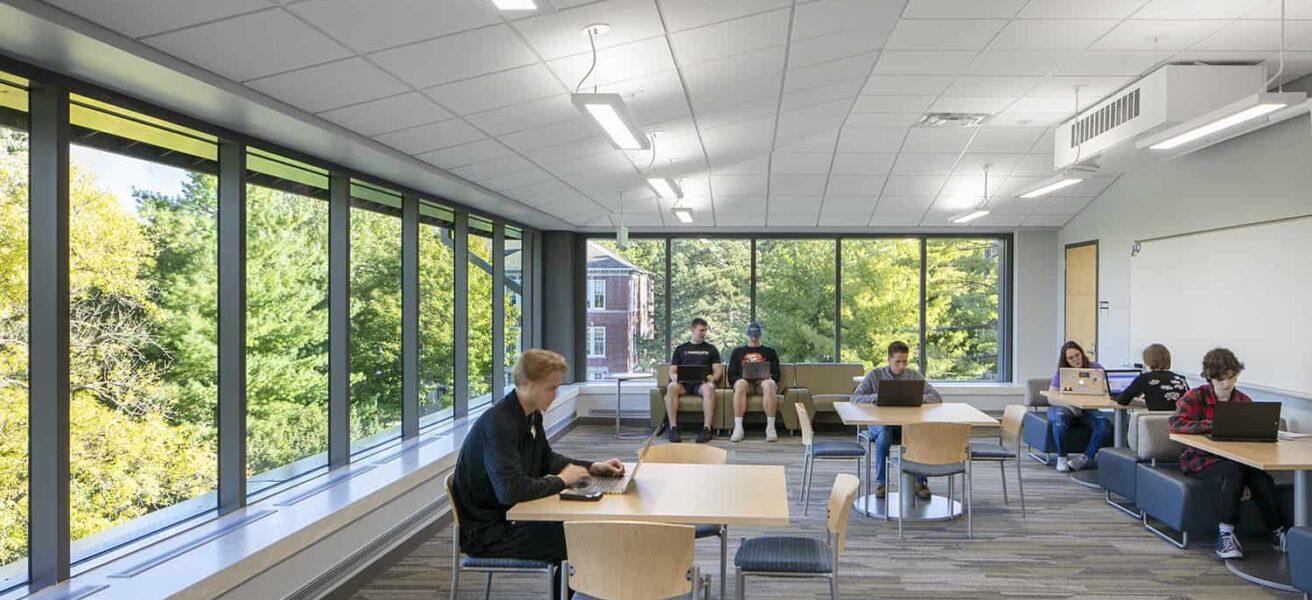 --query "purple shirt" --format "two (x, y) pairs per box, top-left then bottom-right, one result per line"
(1051, 361), (1104, 388)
